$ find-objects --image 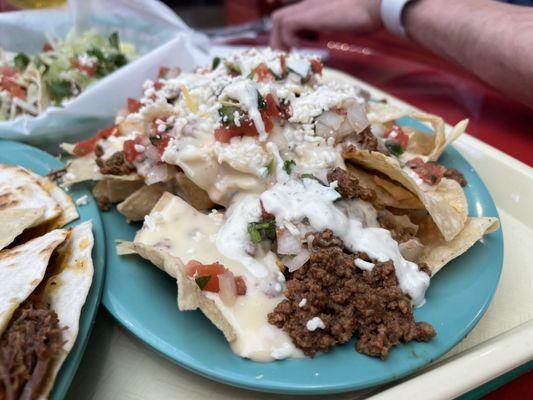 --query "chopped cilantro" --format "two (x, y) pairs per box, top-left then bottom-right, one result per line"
(88, 48), (128, 78)
(195, 275), (211, 290)
(47, 80), (73, 105)
(218, 104), (242, 125)
(108, 32), (120, 49)
(257, 92), (266, 109)
(211, 56), (221, 70)
(14, 53), (30, 70)
(300, 173), (325, 185)
(224, 61), (241, 76)
(34, 56), (48, 73)
(385, 141), (405, 157)
(266, 159), (275, 175)
(283, 159), (295, 175)
(247, 219), (276, 244)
